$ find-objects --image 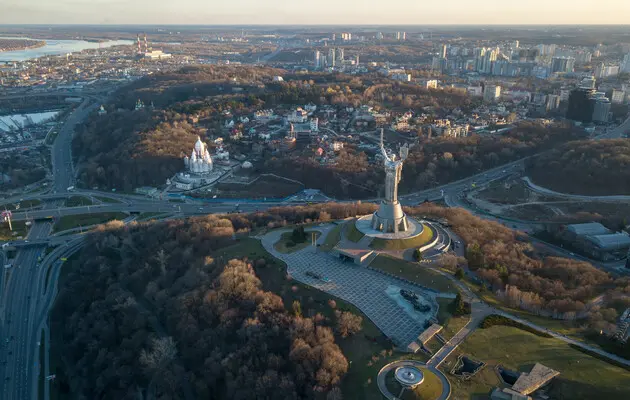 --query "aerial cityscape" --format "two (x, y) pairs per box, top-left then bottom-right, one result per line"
(1, 3), (630, 400)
